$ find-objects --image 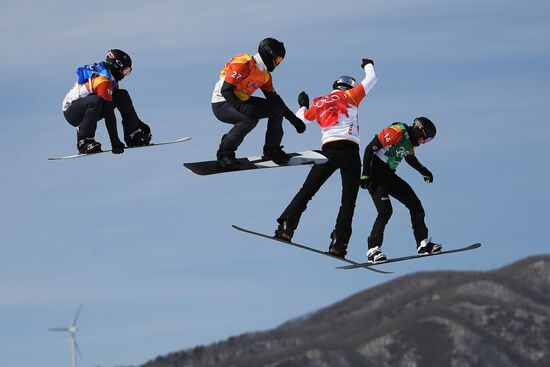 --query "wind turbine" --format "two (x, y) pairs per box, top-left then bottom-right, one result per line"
(49, 303), (83, 367)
